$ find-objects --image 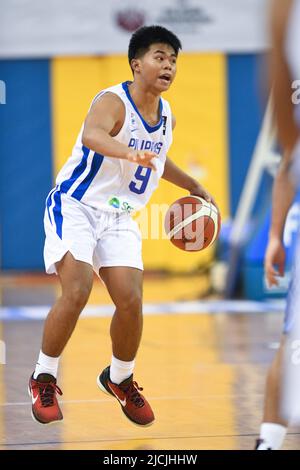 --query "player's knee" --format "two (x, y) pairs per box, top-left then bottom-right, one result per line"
(115, 291), (142, 315)
(63, 282), (92, 311)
